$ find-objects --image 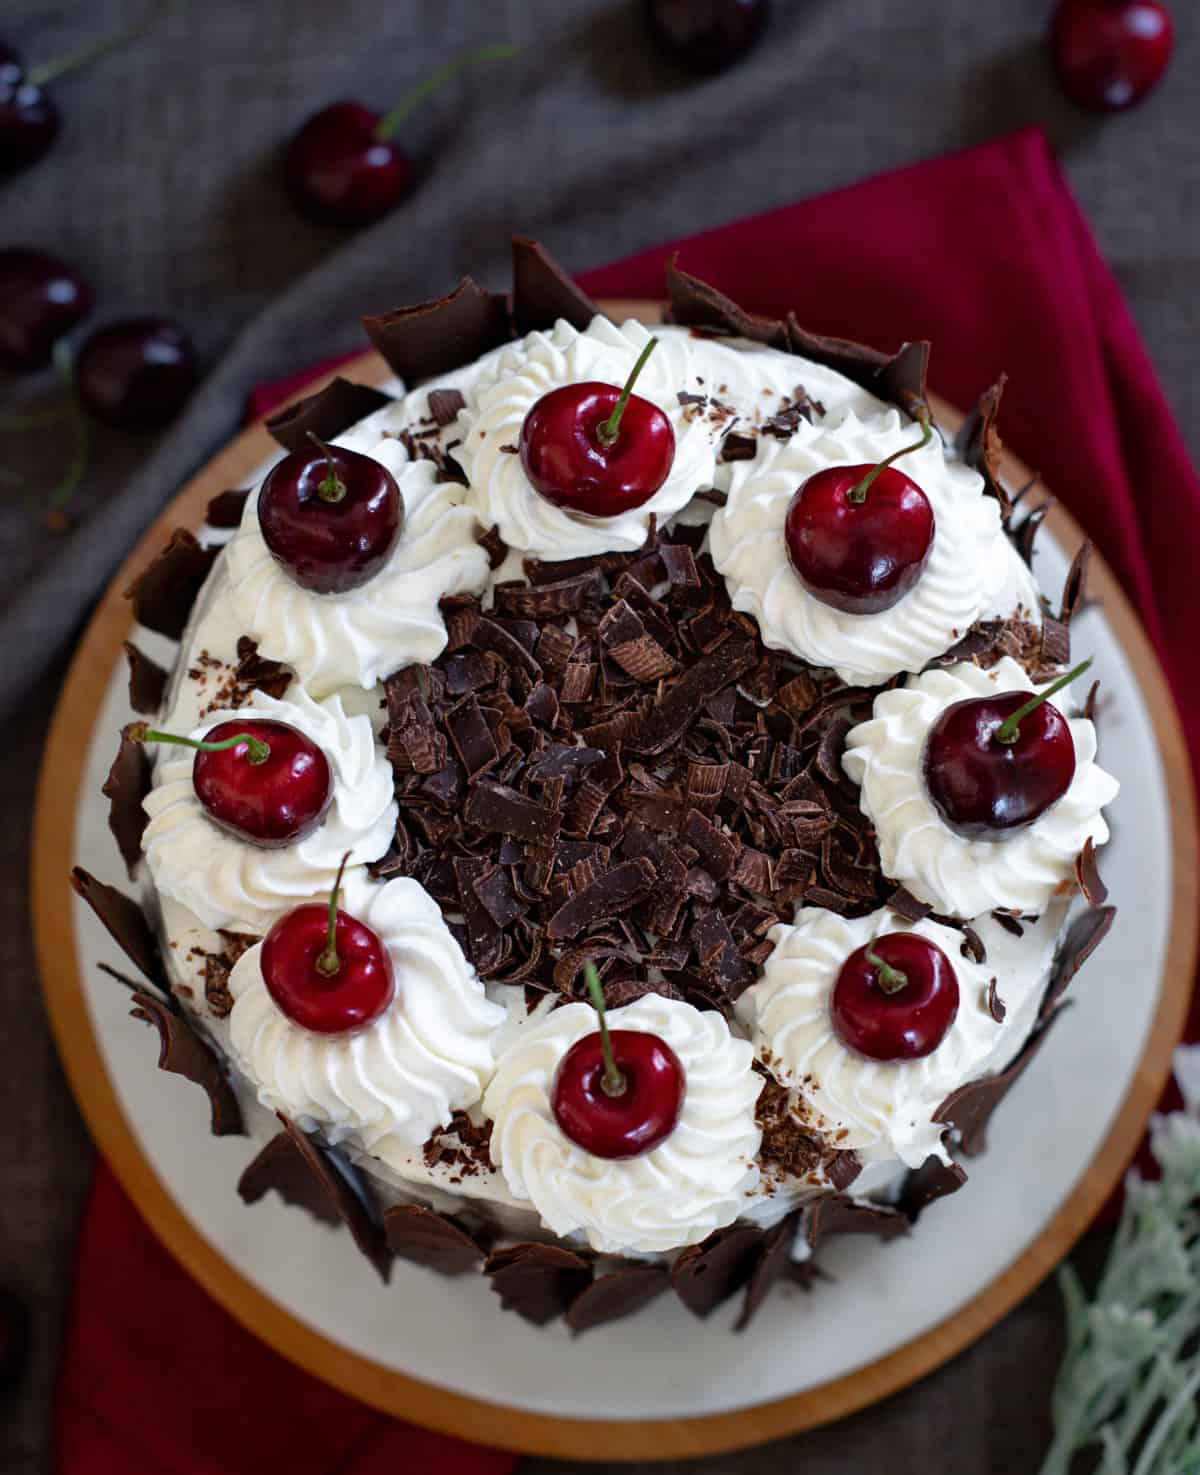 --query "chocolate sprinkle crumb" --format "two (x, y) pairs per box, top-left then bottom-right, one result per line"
(426, 387), (466, 427)
(129, 990), (244, 1137)
(719, 430), (758, 463)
